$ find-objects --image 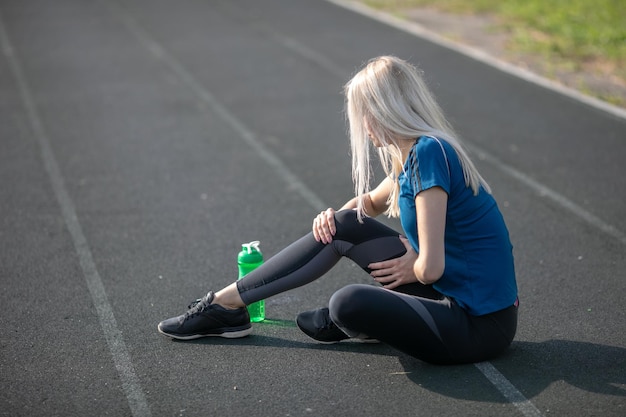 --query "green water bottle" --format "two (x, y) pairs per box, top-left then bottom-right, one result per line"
(237, 241), (265, 322)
